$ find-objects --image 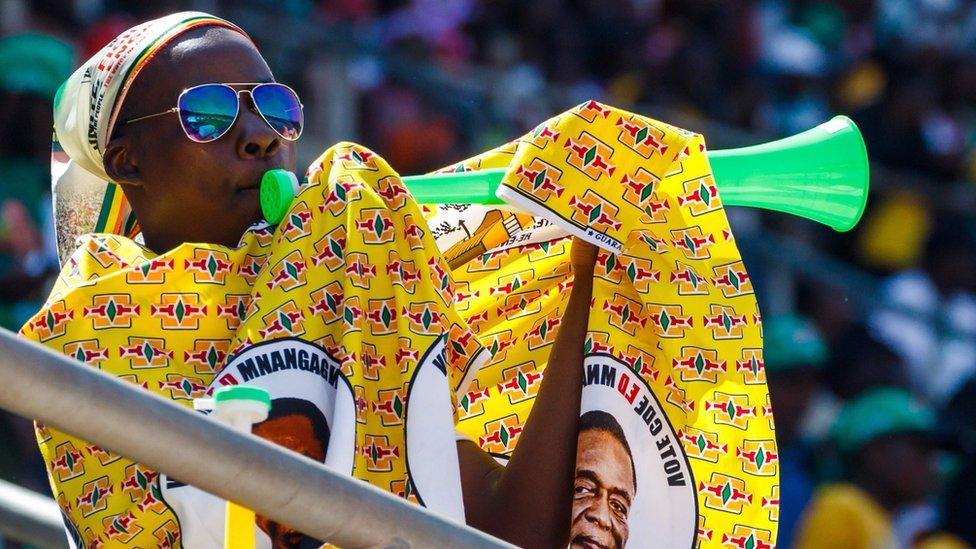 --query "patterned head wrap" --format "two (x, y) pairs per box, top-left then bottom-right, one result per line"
(51, 11), (251, 263)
